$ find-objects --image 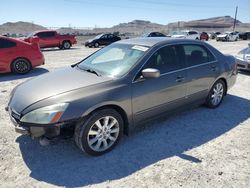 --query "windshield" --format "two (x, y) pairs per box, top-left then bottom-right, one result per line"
(27, 32), (35, 37)
(94, 34), (104, 39)
(141, 33), (149, 37)
(77, 43), (149, 78)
